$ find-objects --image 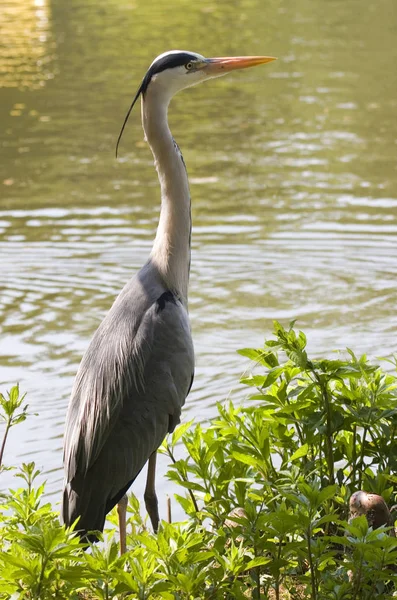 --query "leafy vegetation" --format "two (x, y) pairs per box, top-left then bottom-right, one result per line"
(1, 323), (397, 598)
